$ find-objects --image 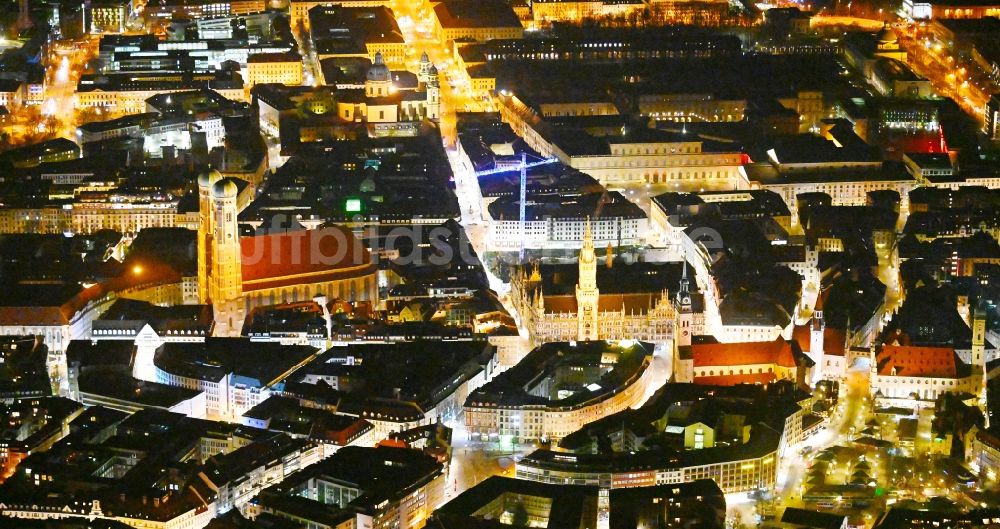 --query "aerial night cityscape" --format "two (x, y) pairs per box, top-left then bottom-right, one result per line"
(5, 0), (1000, 529)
